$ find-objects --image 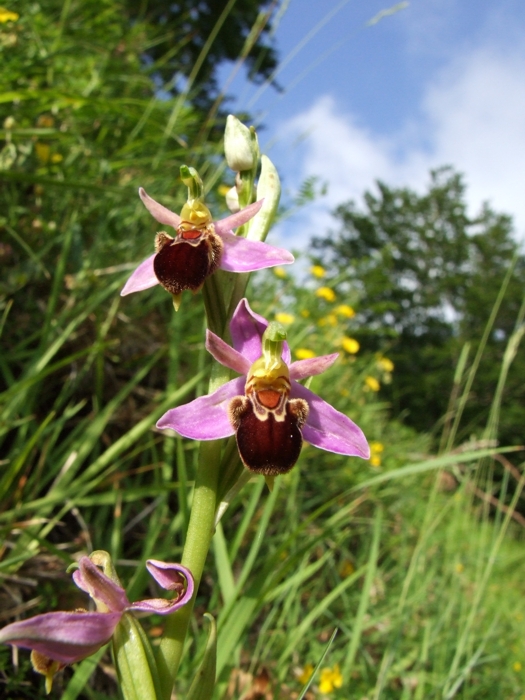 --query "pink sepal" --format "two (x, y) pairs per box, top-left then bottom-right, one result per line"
(157, 377), (245, 440)
(289, 353), (339, 380)
(206, 330), (251, 375)
(120, 254), (158, 296)
(214, 200), (264, 235)
(291, 383), (370, 459)
(139, 188), (181, 229)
